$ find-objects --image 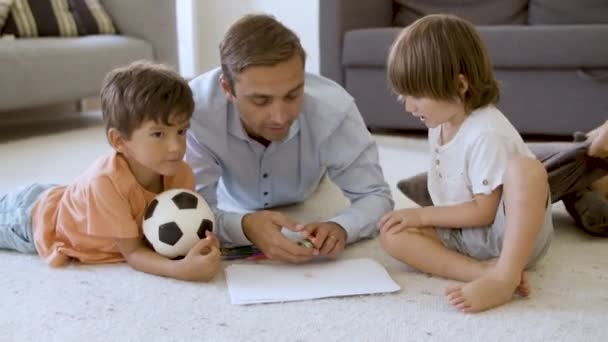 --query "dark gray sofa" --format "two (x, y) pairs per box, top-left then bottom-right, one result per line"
(320, 0), (608, 136)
